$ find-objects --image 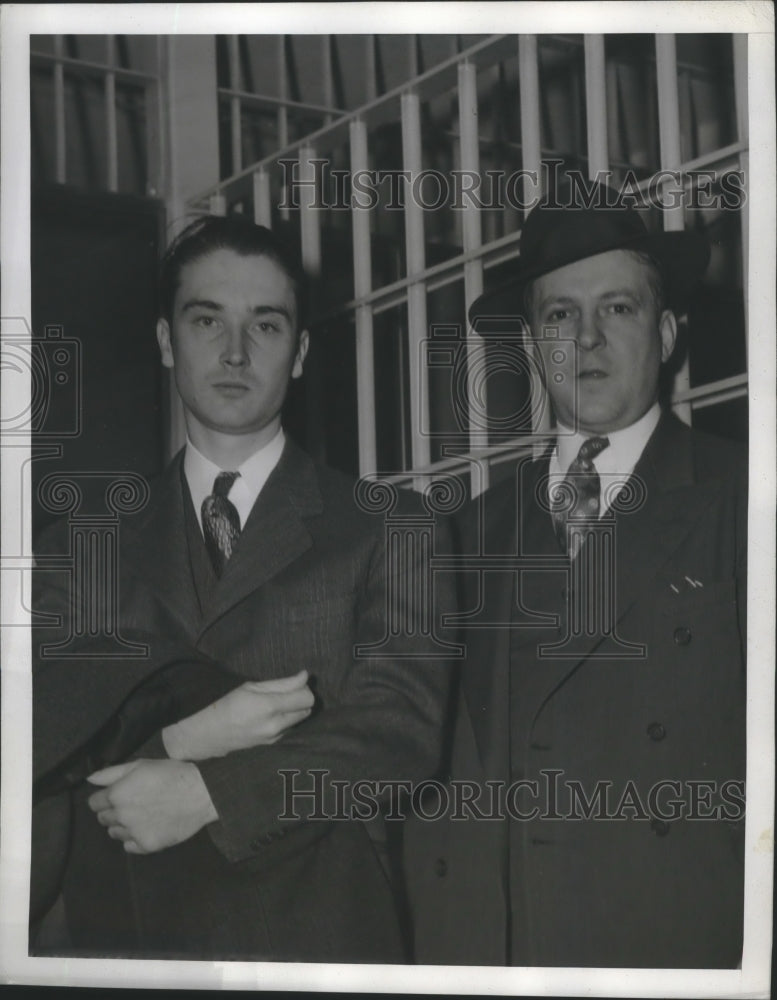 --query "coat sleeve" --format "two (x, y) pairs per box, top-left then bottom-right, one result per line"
(195, 511), (457, 863)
